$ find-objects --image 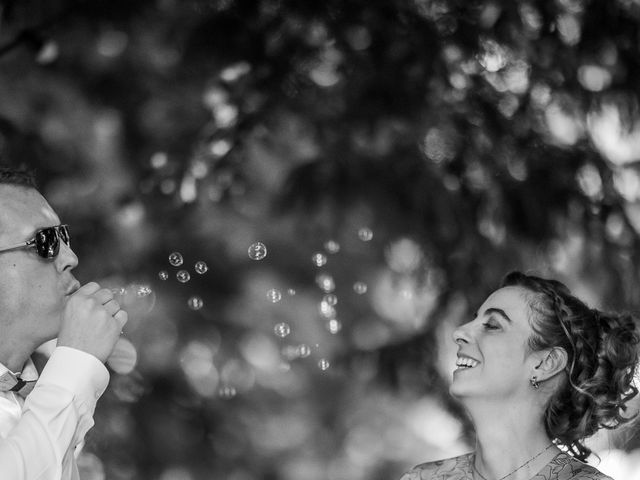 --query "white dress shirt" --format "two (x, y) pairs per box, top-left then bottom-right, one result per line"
(0, 347), (109, 479)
